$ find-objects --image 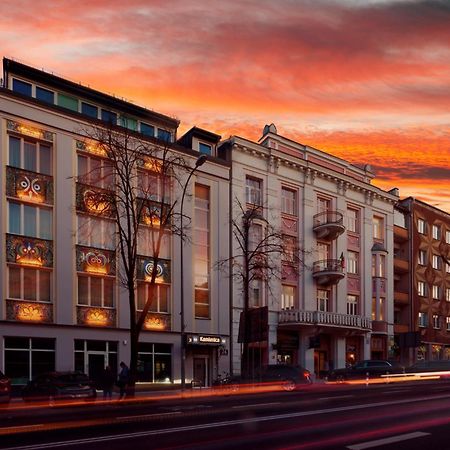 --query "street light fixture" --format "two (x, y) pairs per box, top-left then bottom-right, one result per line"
(180, 153), (207, 390)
